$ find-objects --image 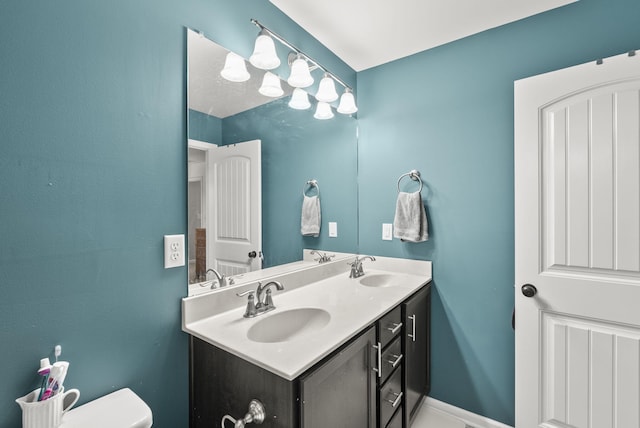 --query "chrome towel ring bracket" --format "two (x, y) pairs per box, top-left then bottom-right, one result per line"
(397, 170), (423, 193)
(303, 179), (320, 197)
